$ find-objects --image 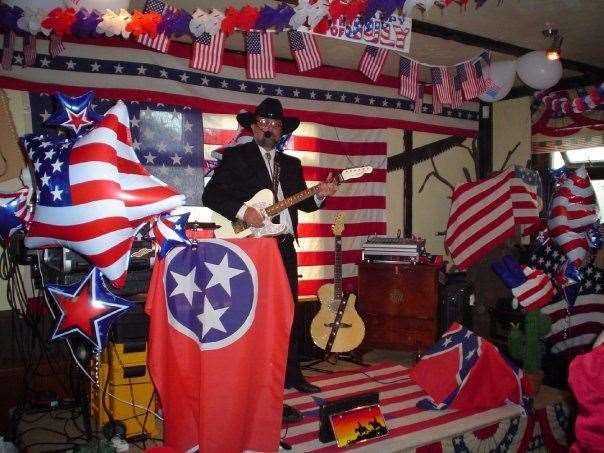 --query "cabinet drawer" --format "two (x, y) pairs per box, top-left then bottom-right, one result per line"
(358, 263), (439, 319)
(362, 314), (437, 352)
